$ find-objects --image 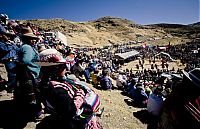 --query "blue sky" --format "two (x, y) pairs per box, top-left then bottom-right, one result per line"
(0, 0), (199, 25)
